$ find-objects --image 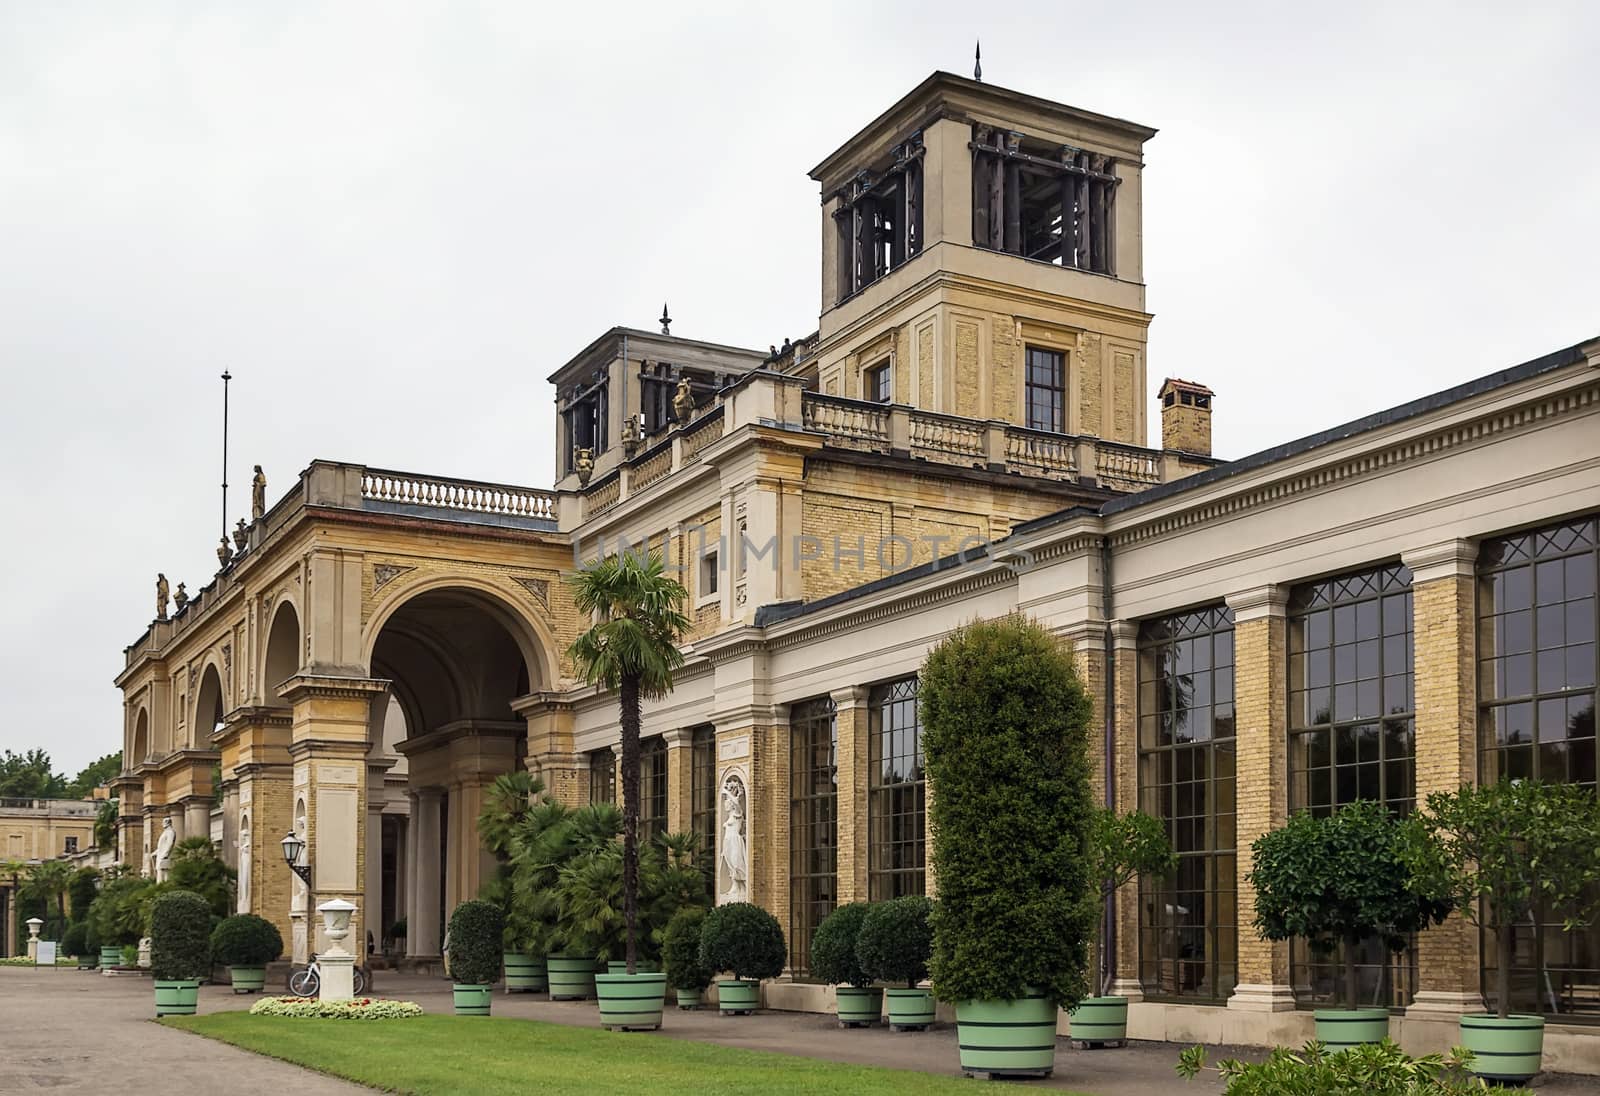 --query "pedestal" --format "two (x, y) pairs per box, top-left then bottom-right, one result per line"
(319, 951), (355, 1002)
